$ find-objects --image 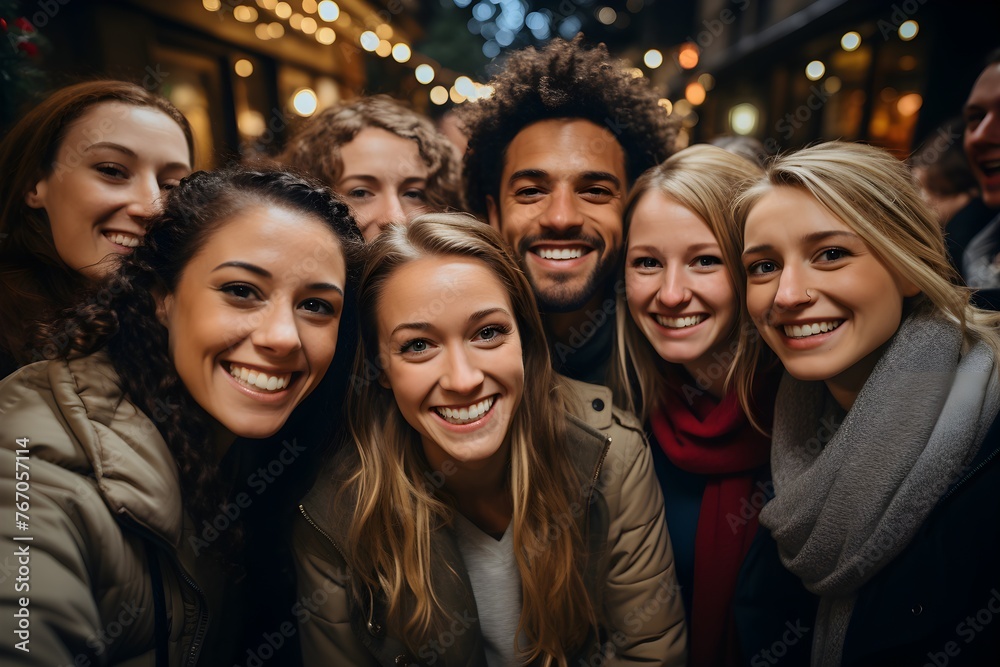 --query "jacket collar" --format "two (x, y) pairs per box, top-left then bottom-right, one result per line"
(47, 352), (183, 545)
